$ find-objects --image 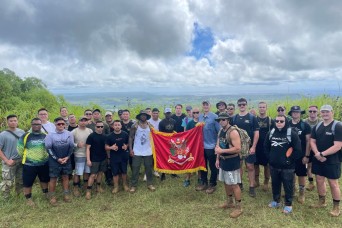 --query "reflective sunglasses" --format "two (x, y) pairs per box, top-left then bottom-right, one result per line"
(238, 103), (246, 107)
(56, 123), (65, 126)
(275, 120), (285, 123)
